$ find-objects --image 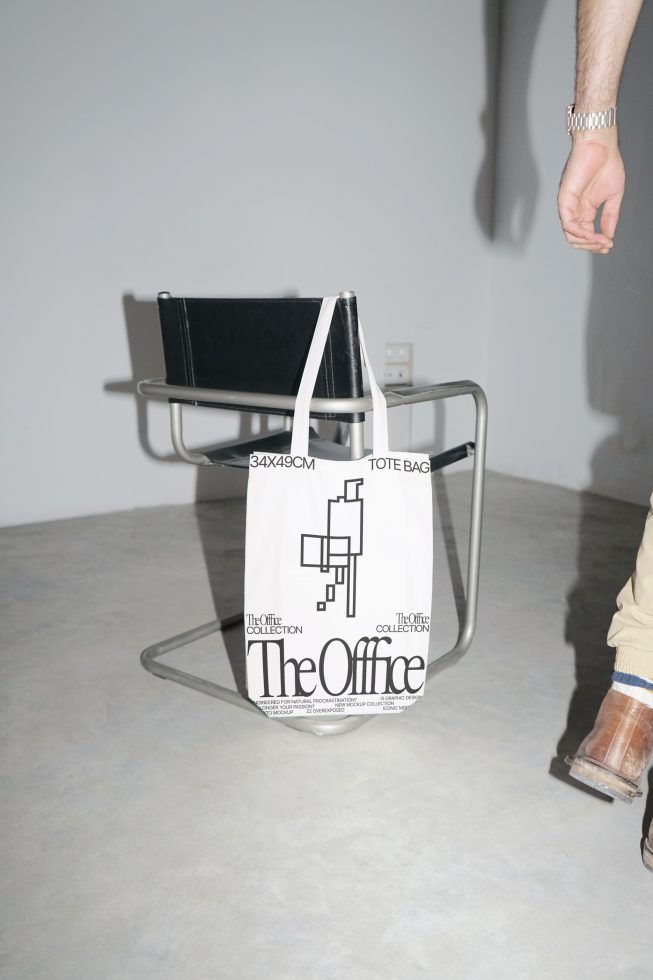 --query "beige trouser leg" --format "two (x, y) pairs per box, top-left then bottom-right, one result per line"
(607, 493), (653, 683)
